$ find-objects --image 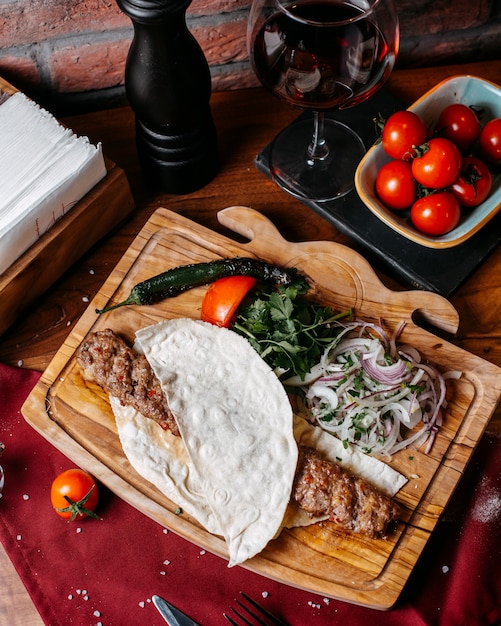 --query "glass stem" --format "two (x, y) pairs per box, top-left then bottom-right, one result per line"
(307, 111), (329, 165)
